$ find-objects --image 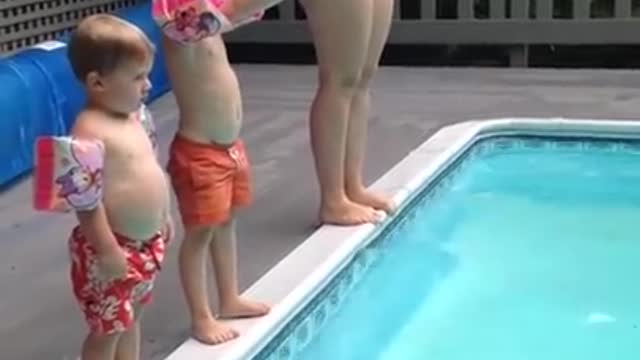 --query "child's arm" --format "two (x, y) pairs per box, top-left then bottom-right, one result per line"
(75, 206), (127, 279)
(152, 0), (280, 43)
(72, 115), (128, 279)
(140, 104), (158, 157)
(162, 207), (175, 242)
(220, 0), (282, 24)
